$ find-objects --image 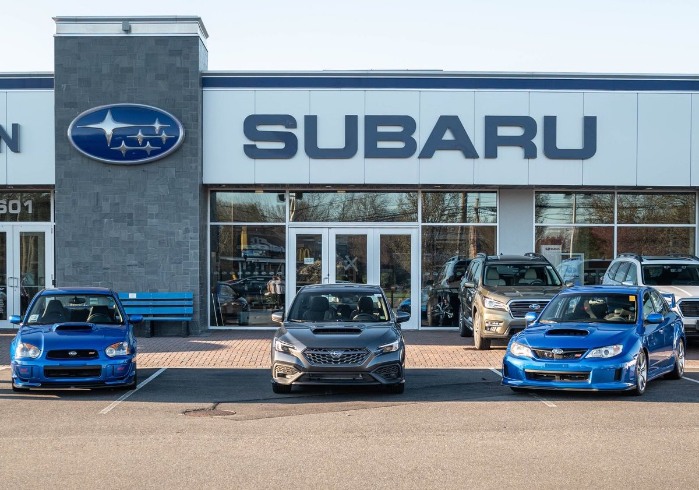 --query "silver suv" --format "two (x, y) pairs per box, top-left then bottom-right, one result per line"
(602, 253), (699, 338)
